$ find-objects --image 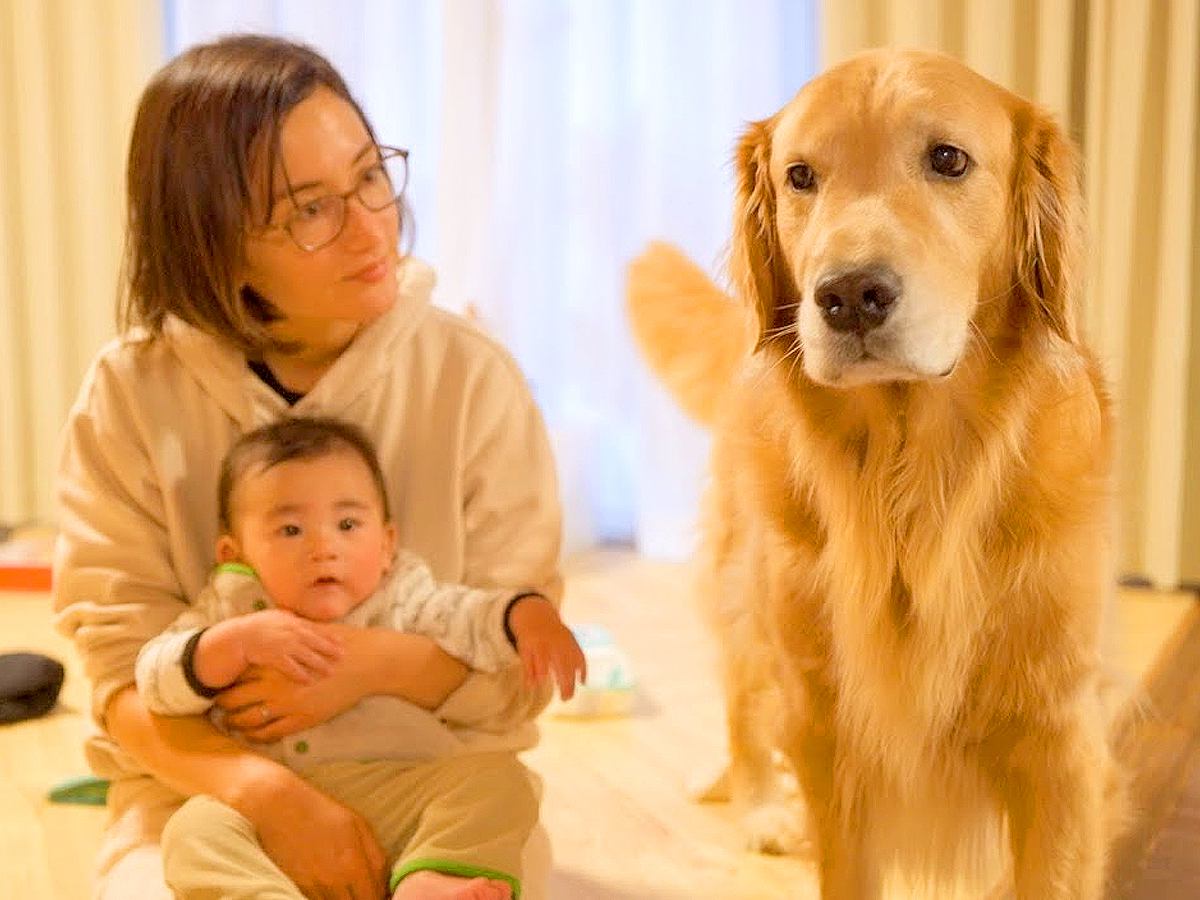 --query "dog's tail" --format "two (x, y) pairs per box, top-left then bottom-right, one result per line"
(625, 242), (756, 426)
